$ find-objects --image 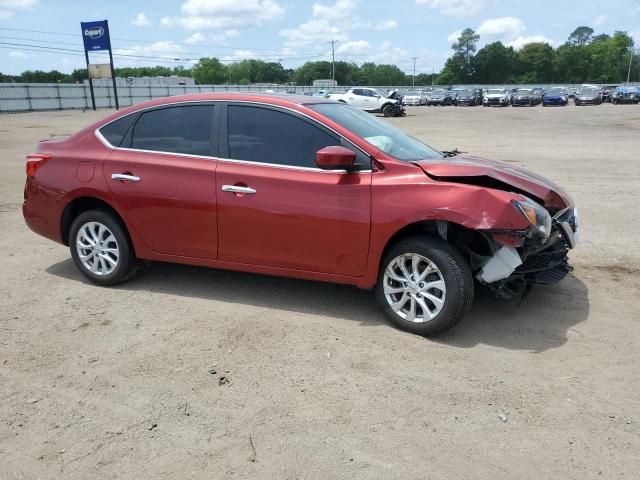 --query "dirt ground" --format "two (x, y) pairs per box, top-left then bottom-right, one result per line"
(1, 103), (639, 479)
